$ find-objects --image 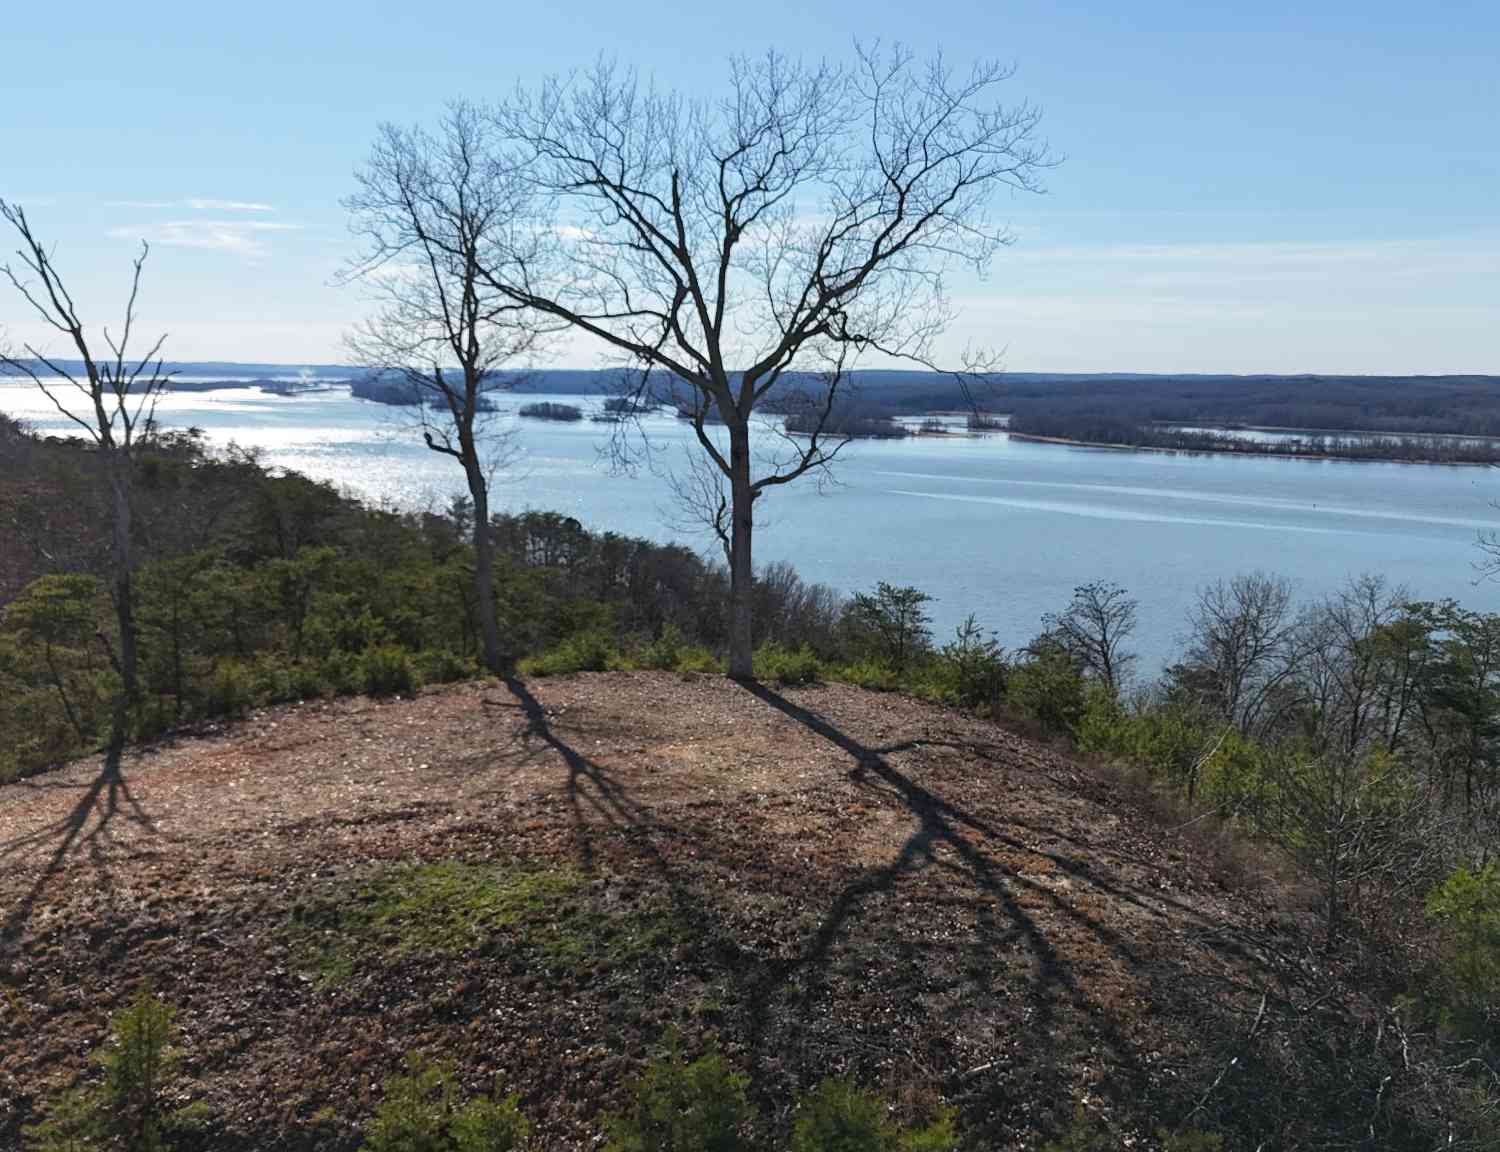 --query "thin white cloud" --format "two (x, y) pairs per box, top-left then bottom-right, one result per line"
(106, 198), (275, 212)
(106, 219), (302, 258)
(186, 199), (274, 212)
